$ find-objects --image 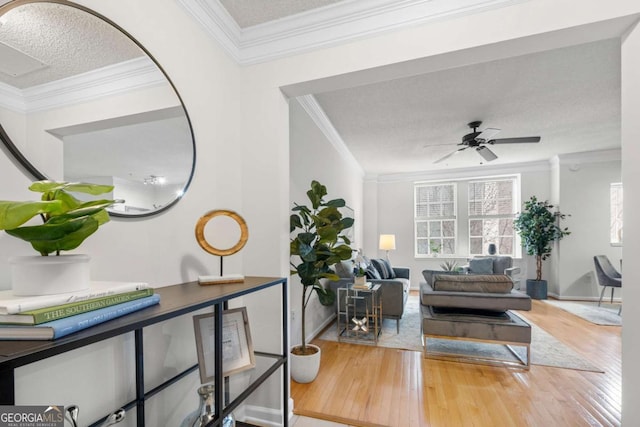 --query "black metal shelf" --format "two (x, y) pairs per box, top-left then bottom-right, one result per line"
(0, 277), (289, 427)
